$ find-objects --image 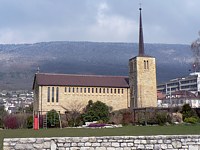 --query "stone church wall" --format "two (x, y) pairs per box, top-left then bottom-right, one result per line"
(34, 86), (130, 114)
(4, 135), (200, 150)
